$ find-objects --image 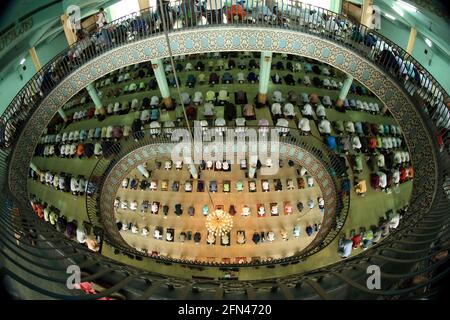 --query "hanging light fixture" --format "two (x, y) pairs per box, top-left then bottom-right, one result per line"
(205, 209), (233, 237)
